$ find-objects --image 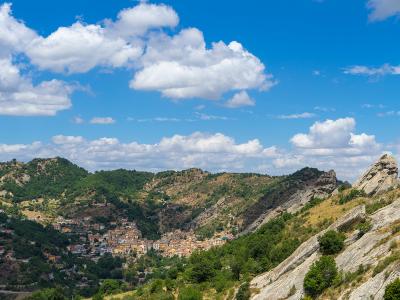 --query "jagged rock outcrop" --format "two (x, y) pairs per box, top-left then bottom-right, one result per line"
(250, 198), (400, 300)
(353, 154), (399, 195)
(242, 168), (339, 233)
(250, 205), (366, 300)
